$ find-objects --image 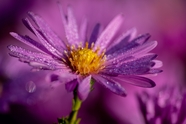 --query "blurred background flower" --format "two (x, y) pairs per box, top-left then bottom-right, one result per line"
(137, 85), (186, 124)
(0, 0), (186, 124)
